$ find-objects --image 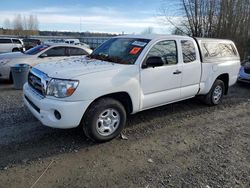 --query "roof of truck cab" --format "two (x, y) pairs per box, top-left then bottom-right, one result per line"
(195, 37), (233, 43)
(116, 35), (234, 43)
(116, 34), (194, 40)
